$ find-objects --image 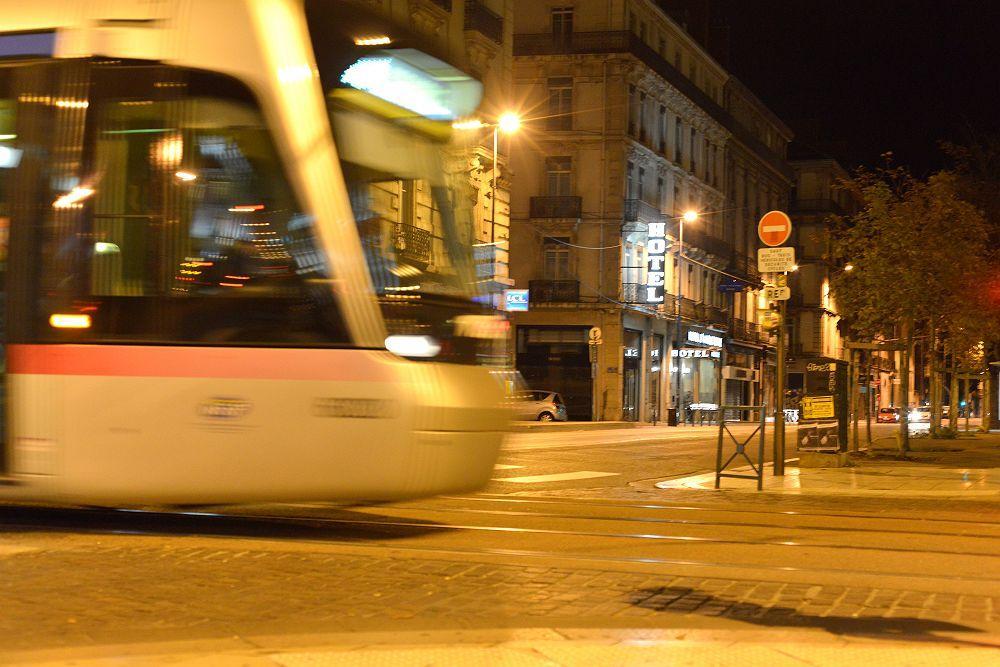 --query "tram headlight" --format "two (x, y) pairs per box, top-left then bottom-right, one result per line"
(385, 335), (441, 358)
